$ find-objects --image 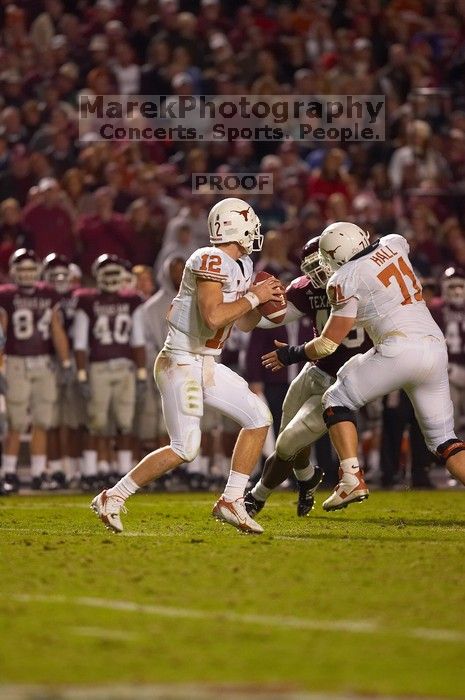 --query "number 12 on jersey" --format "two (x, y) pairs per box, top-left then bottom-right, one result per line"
(377, 256), (423, 305)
